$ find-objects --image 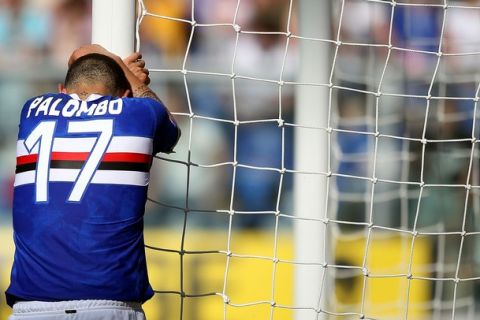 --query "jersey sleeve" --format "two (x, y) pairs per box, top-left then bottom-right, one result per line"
(147, 98), (180, 154)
